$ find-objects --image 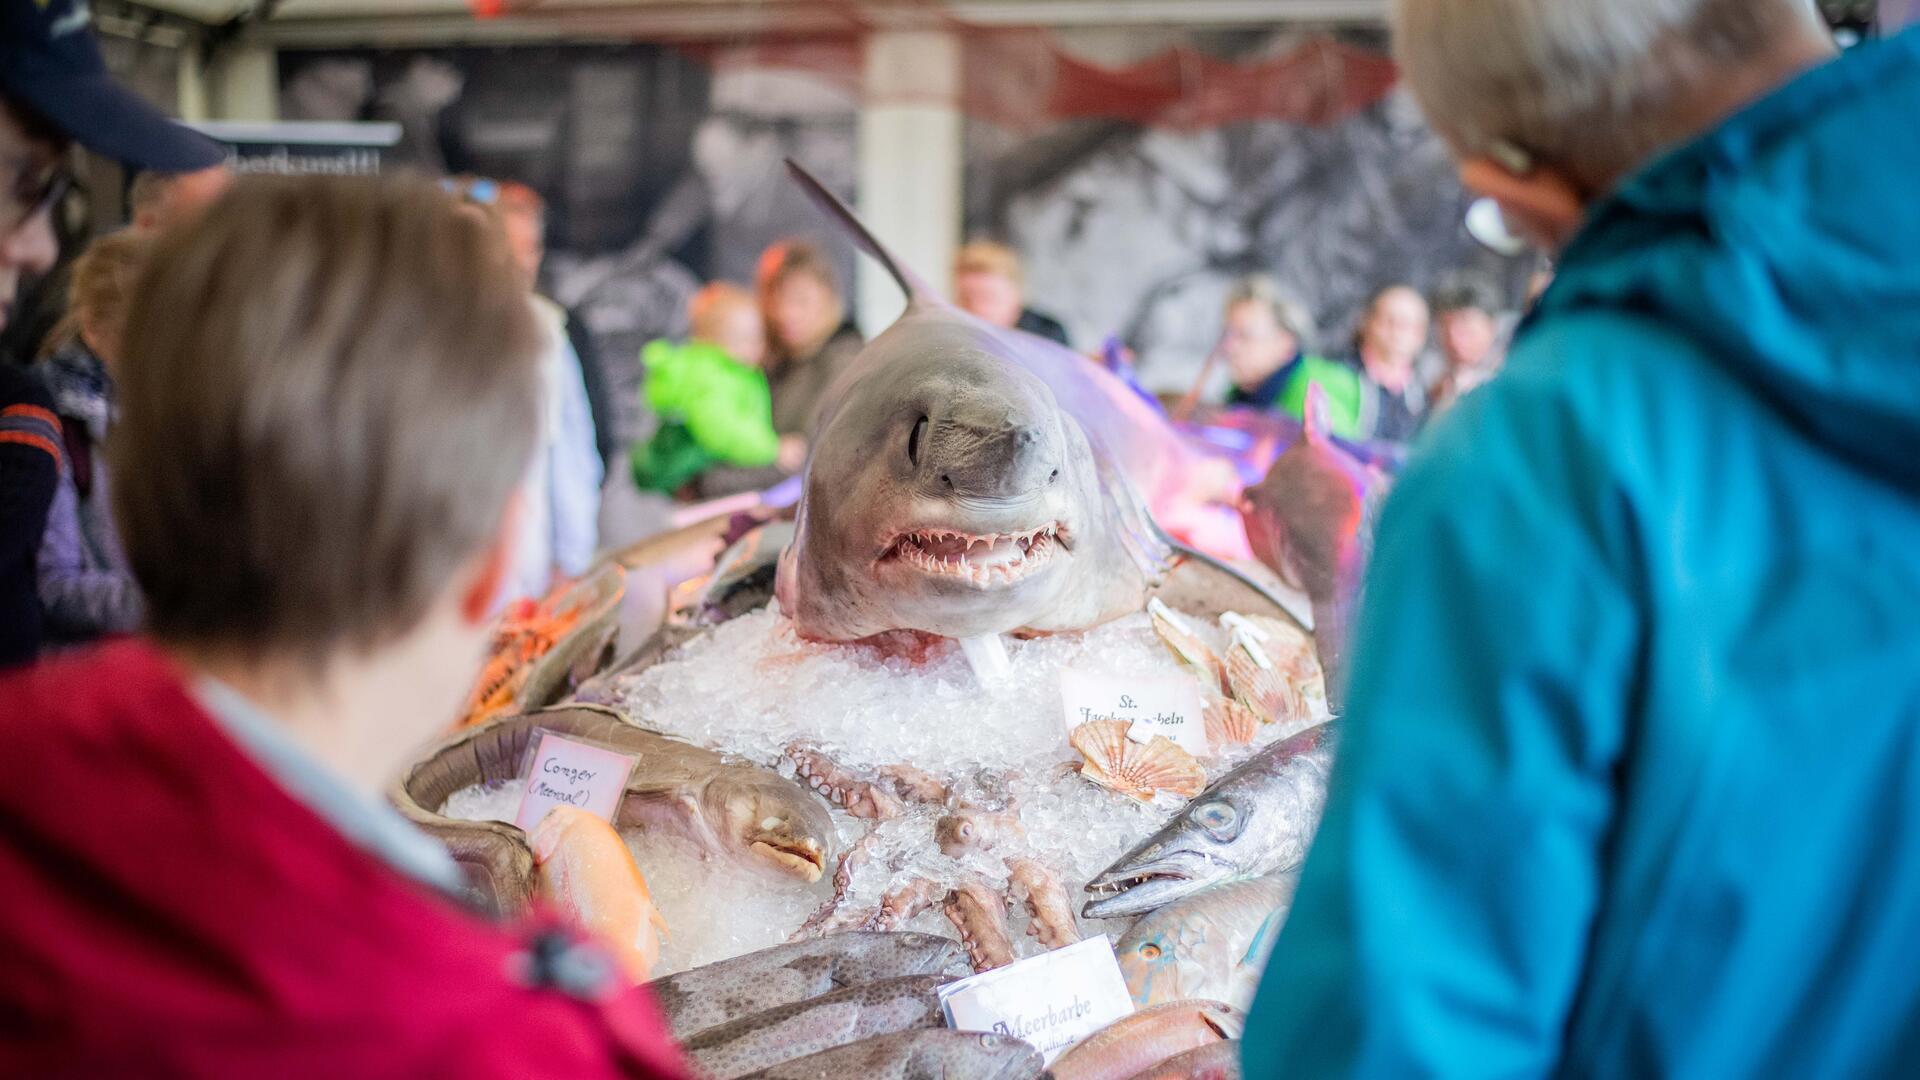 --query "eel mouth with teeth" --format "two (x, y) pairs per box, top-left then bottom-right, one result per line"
(881, 523), (1066, 586)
